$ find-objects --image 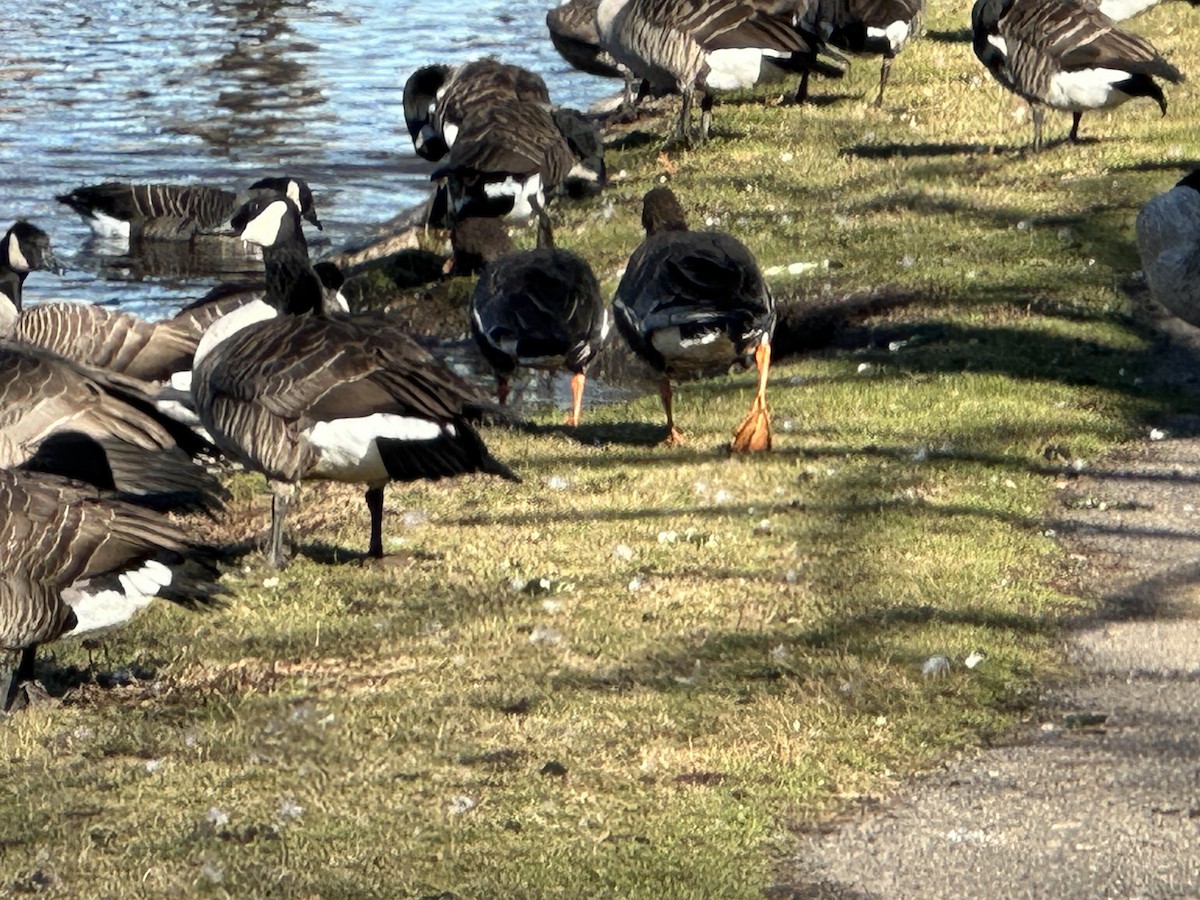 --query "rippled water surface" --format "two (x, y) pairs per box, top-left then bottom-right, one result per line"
(0, 0), (612, 316)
